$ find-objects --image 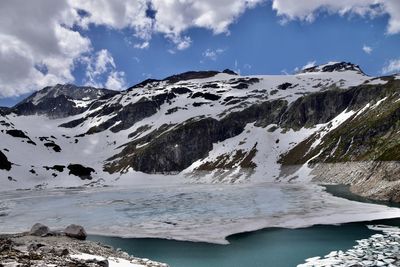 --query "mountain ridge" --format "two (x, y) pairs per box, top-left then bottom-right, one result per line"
(1, 61), (400, 202)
